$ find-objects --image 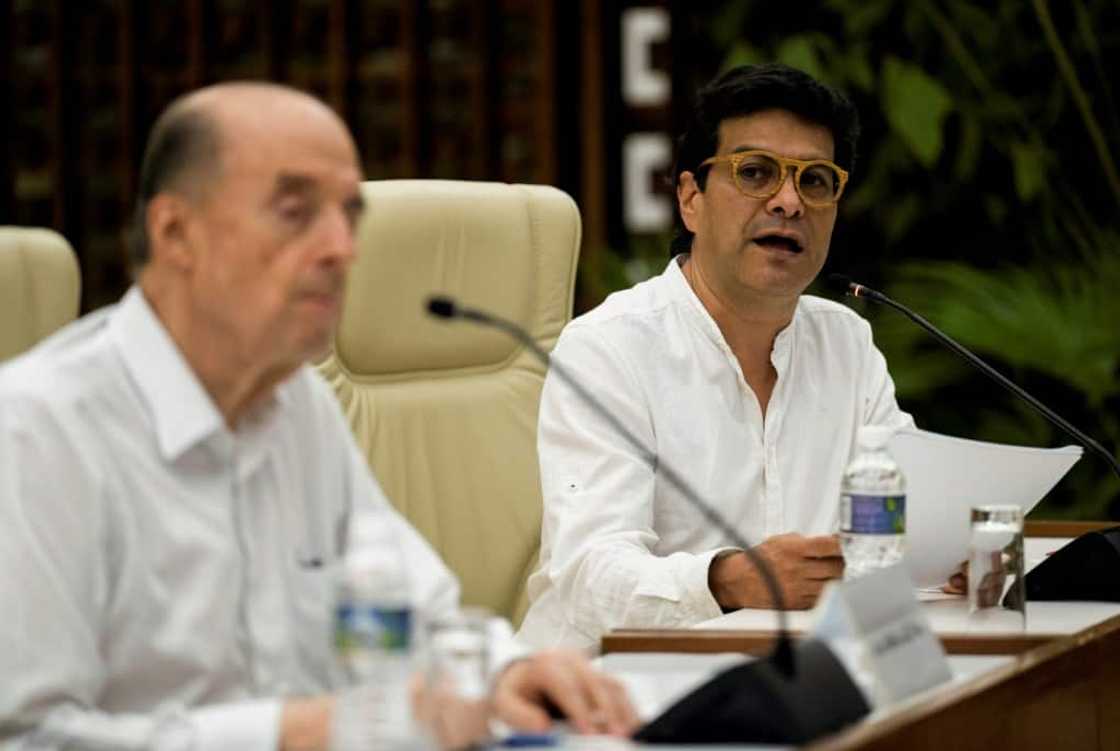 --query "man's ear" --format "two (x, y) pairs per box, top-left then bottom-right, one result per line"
(677, 171), (703, 234)
(146, 193), (196, 271)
